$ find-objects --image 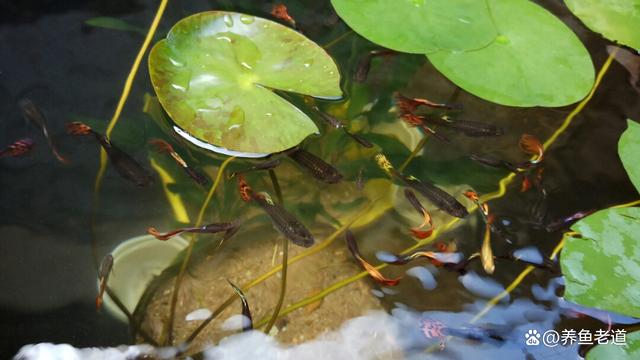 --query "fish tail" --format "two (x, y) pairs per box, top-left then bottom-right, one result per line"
(66, 121), (93, 136)
(149, 138), (174, 154)
(1, 138), (35, 158)
(228, 280), (253, 331)
(147, 227), (182, 241)
(519, 134), (544, 163)
(237, 175), (253, 202)
(346, 230), (401, 285)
